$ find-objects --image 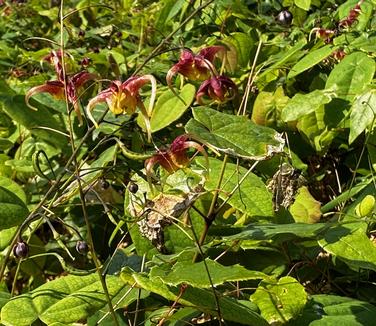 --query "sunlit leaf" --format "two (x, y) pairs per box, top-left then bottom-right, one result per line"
(318, 220), (376, 272)
(281, 90), (334, 122)
(186, 107), (284, 160)
(0, 274), (132, 325)
(349, 90), (376, 144)
(196, 157), (273, 217)
(151, 259), (269, 288)
(325, 52), (375, 101)
(251, 276), (307, 324)
(137, 84), (195, 133)
(289, 186), (321, 223)
(288, 45), (337, 79)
